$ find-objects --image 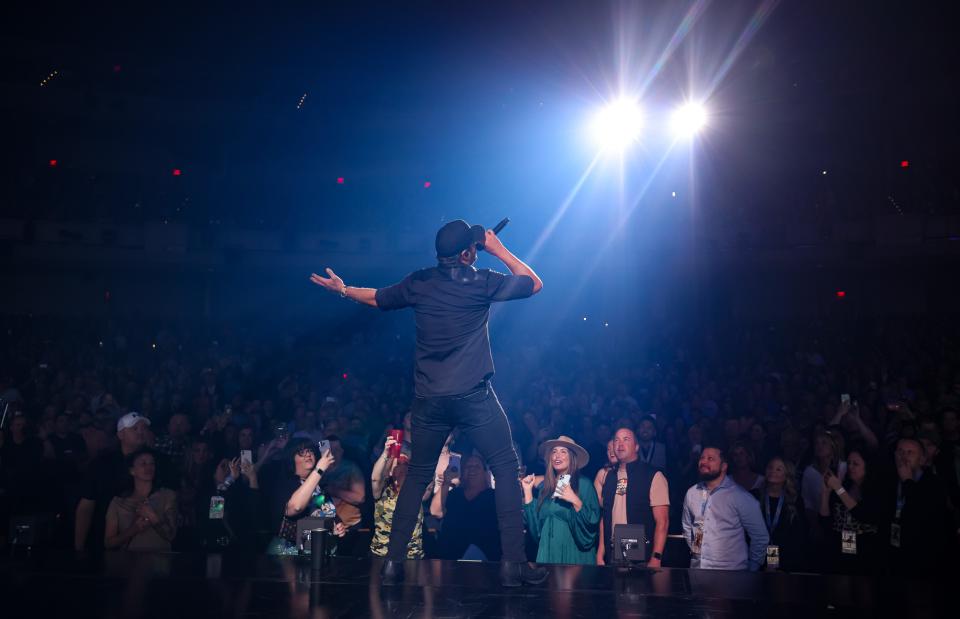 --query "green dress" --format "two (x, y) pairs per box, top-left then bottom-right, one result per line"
(522, 476), (600, 565)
